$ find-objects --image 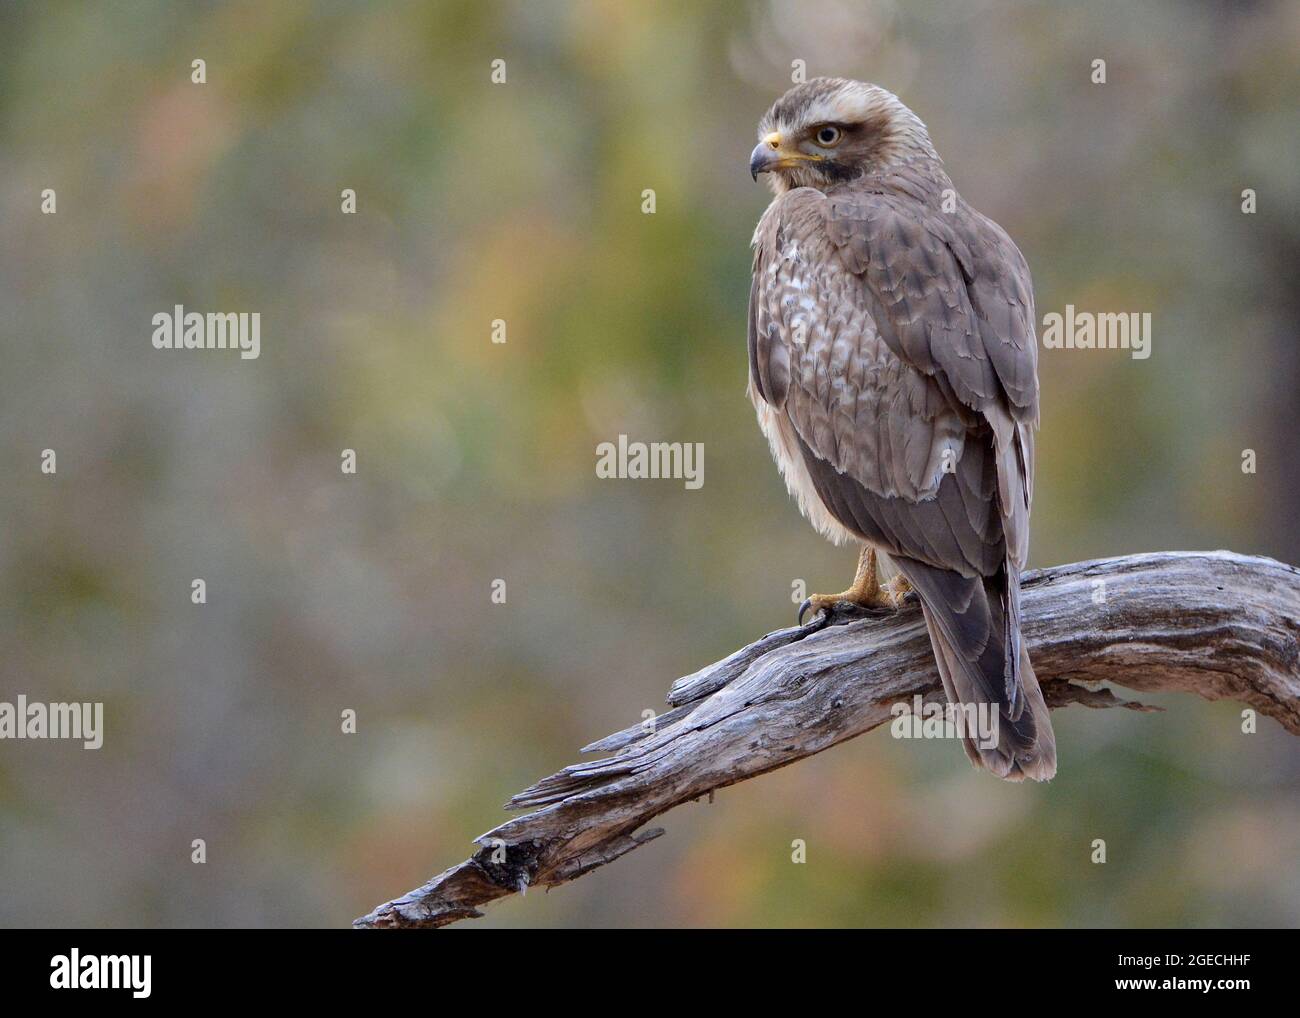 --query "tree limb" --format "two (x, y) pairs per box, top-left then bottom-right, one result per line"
(354, 550), (1300, 928)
